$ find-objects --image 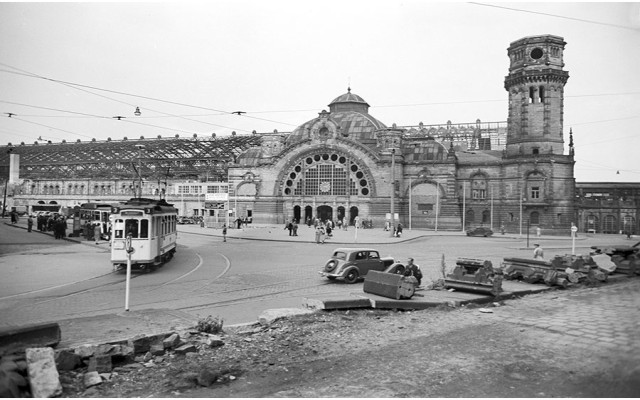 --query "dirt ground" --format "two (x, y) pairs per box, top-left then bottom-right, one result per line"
(59, 284), (640, 398)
